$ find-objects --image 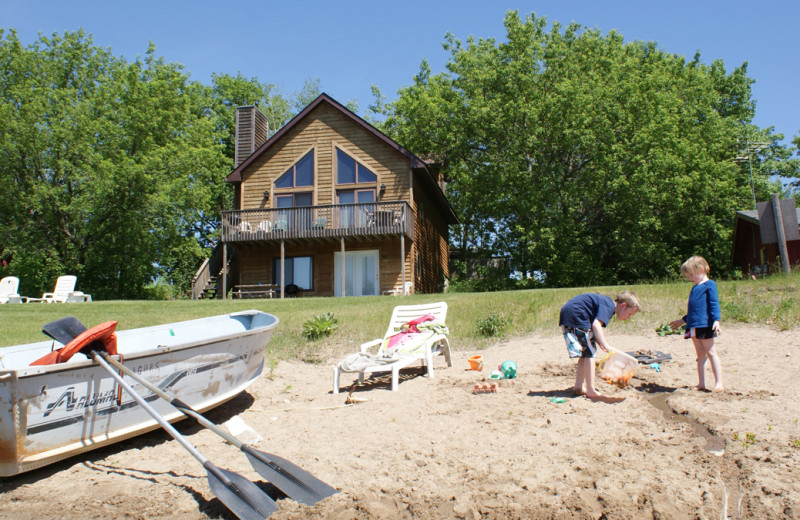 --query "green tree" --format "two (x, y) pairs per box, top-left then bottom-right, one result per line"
(380, 11), (797, 287)
(0, 29), (229, 298)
